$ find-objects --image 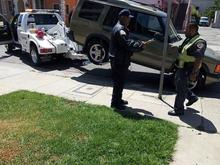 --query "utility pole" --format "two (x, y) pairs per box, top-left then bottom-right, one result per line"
(158, 0), (172, 100)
